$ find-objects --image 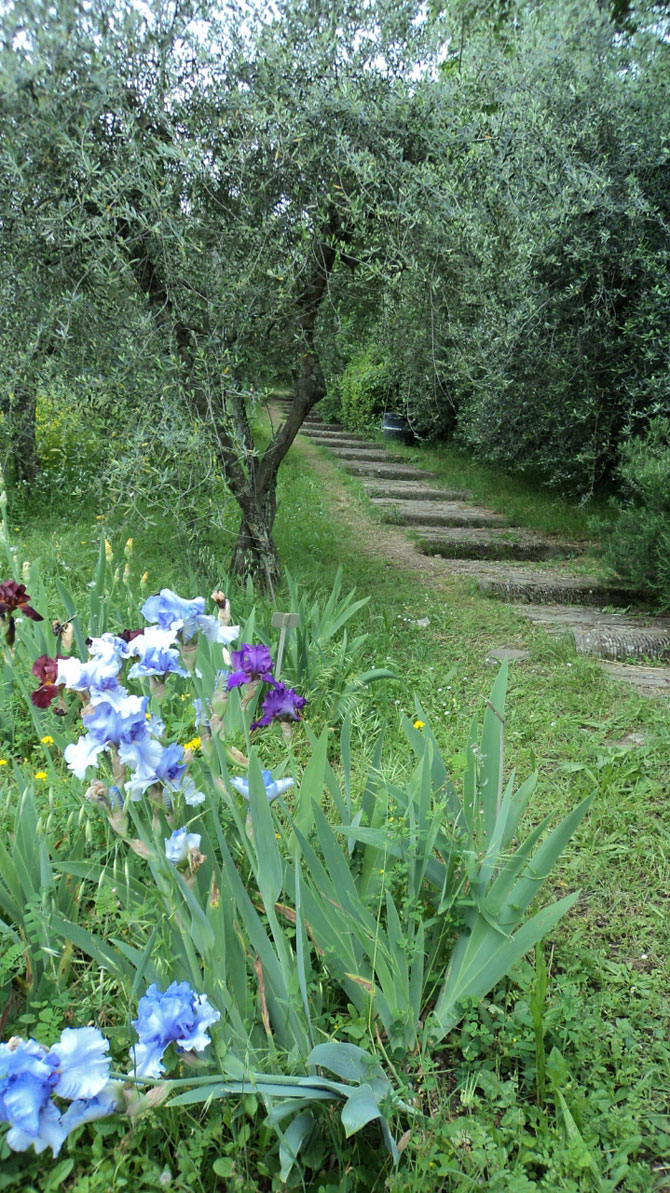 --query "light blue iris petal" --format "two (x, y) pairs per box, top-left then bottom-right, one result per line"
(52, 1027), (111, 1101)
